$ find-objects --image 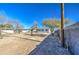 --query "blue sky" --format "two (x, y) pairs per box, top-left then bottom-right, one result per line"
(0, 3), (78, 29)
